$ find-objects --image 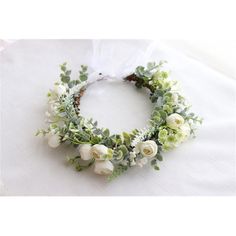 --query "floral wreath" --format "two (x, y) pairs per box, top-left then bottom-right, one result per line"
(36, 61), (202, 180)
